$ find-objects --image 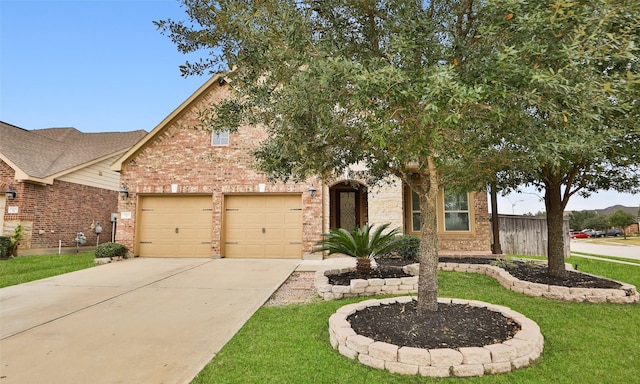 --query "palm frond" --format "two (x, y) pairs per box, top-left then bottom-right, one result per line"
(312, 223), (403, 260)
